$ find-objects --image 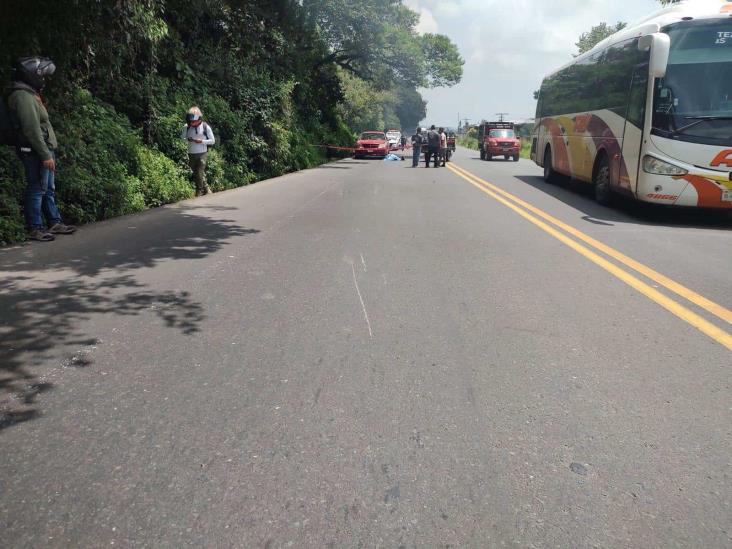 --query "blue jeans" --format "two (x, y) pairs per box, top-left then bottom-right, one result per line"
(412, 145), (421, 167)
(19, 150), (62, 230)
